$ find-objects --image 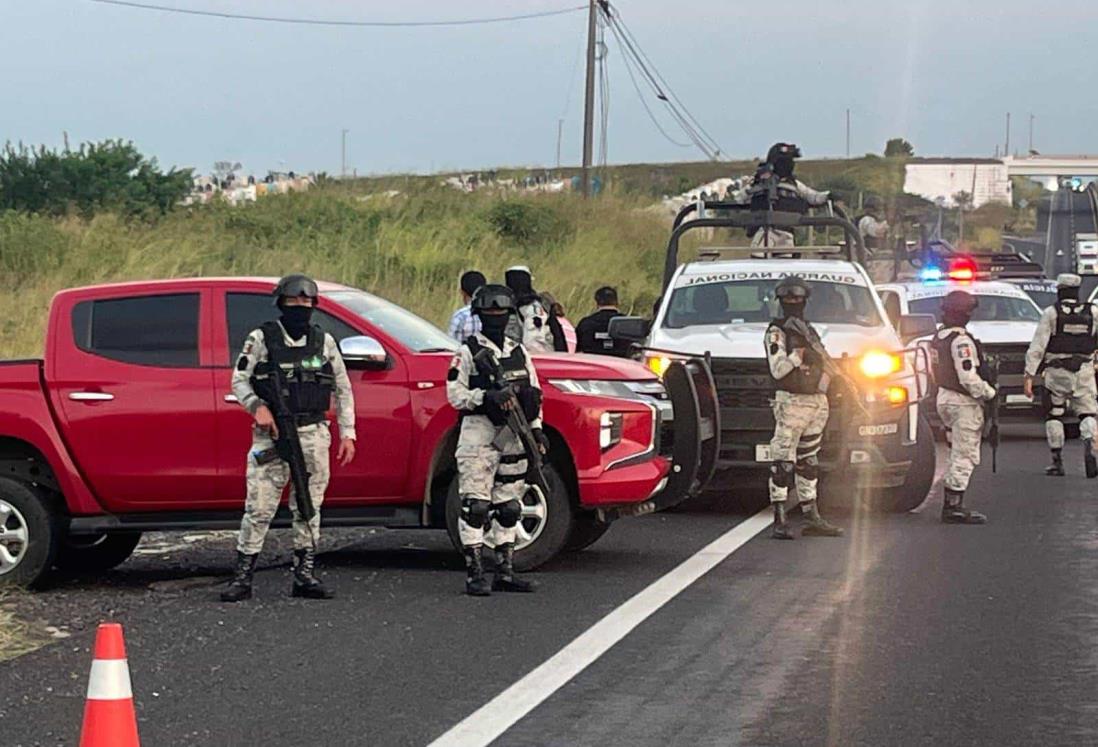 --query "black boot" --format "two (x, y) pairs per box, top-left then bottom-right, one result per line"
(464, 545), (491, 596)
(1045, 449), (1065, 476)
(941, 488), (986, 524)
(770, 501), (794, 540)
(220, 552), (258, 602)
(800, 501), (844, 537)
(1085, 439), (1097, 479)
(291, 548), (334, 599)
(492, 543), (536, 592)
